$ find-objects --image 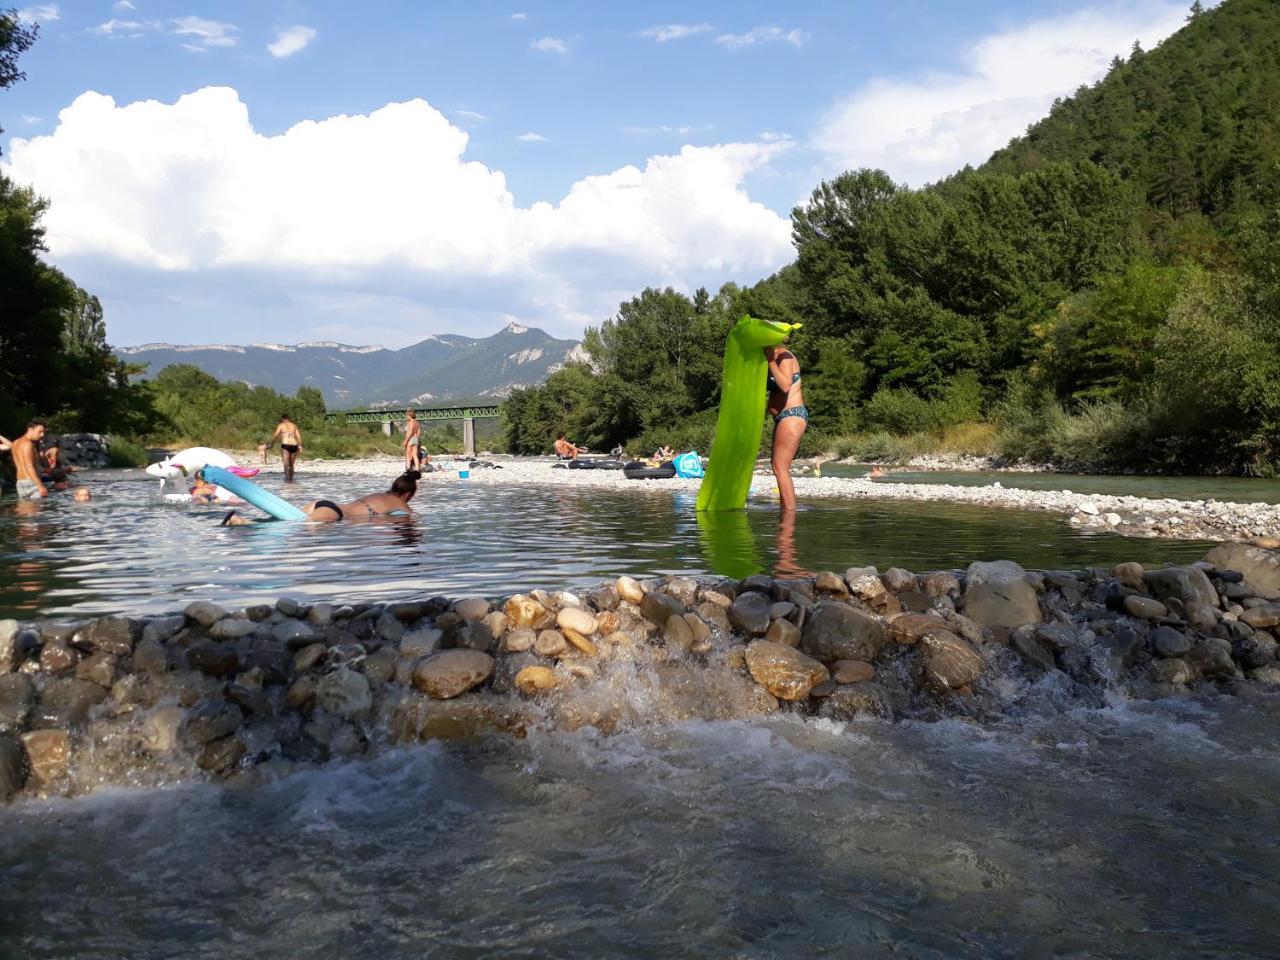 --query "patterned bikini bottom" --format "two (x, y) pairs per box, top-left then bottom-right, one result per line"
(774, 405), (809, 424)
